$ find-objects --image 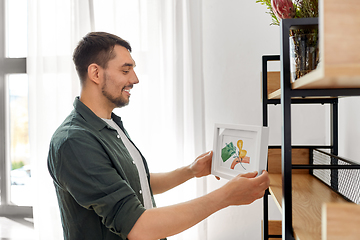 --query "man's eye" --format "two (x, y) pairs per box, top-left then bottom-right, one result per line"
(123, 71), (129, 74)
